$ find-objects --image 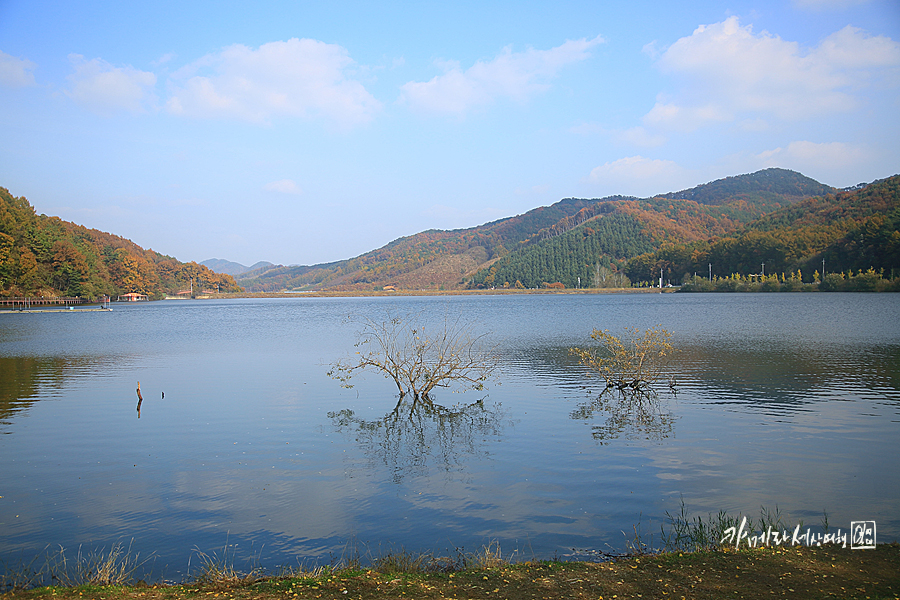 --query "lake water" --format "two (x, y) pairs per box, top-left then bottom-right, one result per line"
(1, 293), (898, 579)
